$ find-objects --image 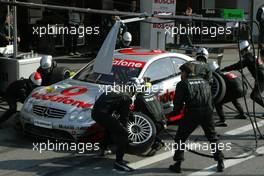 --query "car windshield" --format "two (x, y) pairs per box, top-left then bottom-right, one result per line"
(73, 60), (143, 85)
